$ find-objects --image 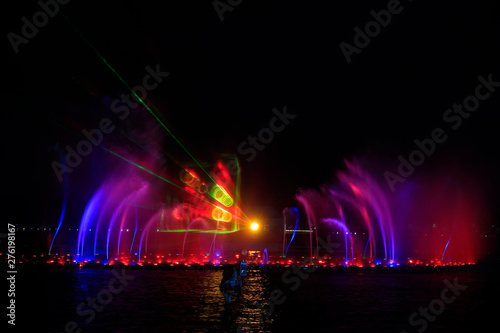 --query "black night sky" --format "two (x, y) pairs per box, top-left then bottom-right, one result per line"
(3, 0), (500, 233)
